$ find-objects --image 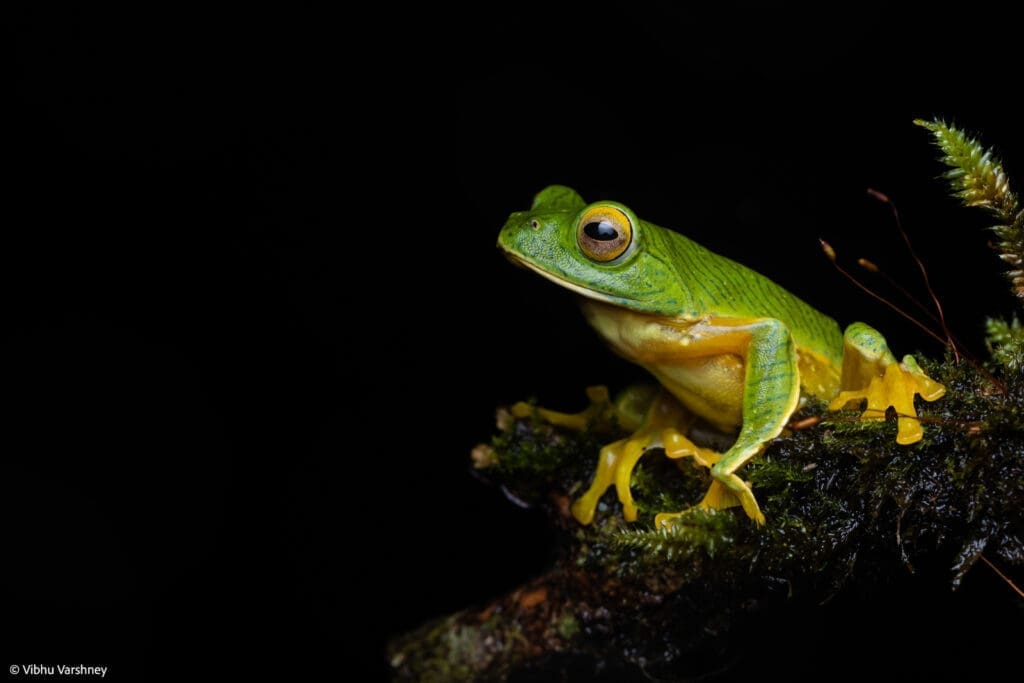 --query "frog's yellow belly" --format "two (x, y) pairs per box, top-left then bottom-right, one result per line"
(581, 299), (750, 430)
(580, 299), (842, 433)
(645, 356), (745, 431)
